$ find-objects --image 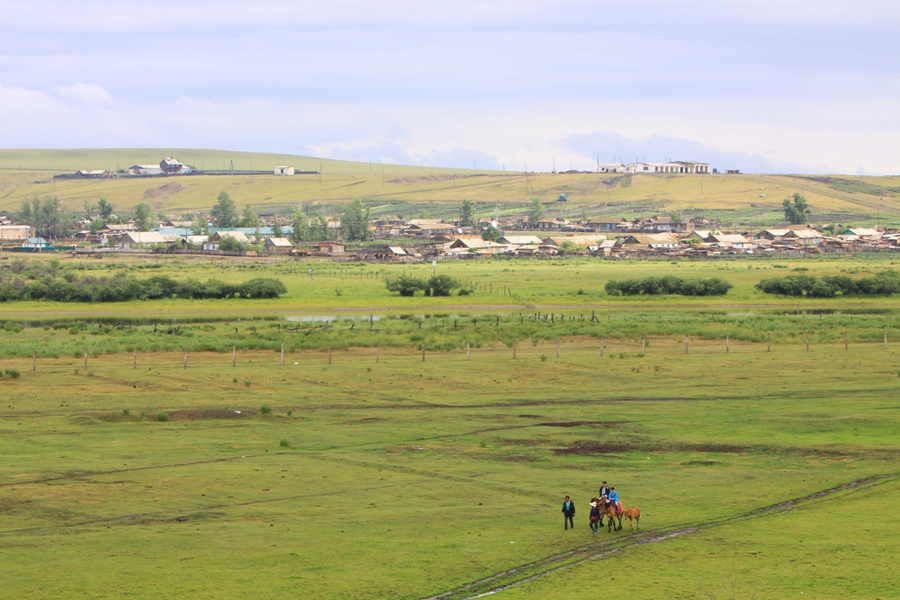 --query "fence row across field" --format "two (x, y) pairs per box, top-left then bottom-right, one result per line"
(8, 330), (896, 374)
